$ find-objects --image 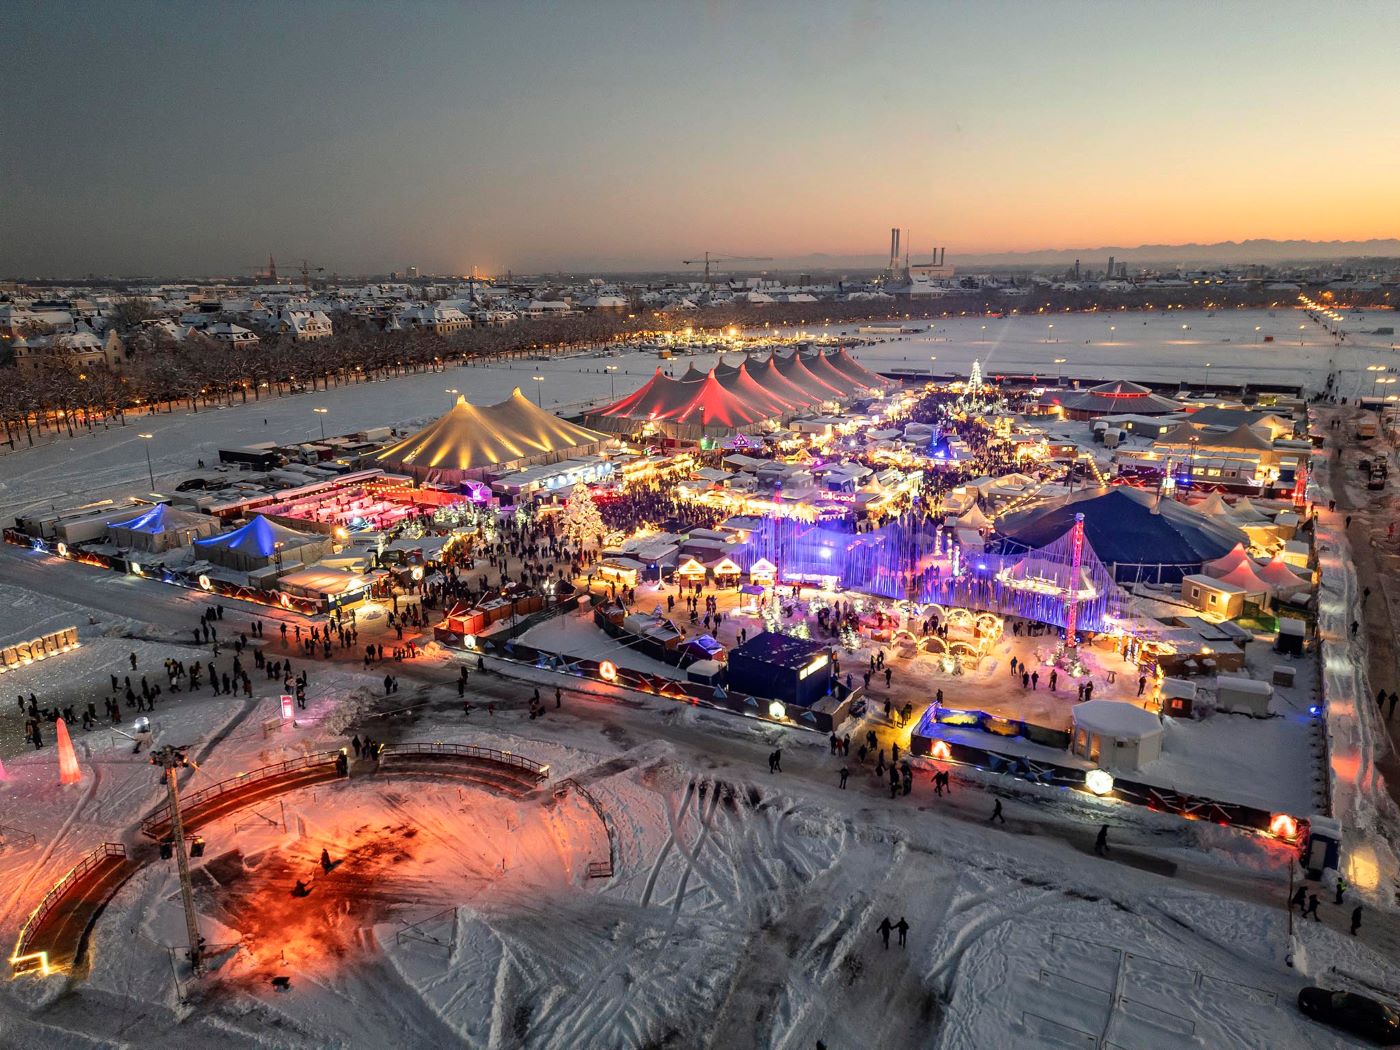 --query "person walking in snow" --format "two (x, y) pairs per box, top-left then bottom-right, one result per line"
(877, 917), (893, 949)
(1291, 885), (1307, 913)
(1305, 893), (1320, 922)
(990, 799), (1005, 824)
(1351, 905), (1363, 936)
(839, 767), (849, 789)
(895, 917), (909, 948)
(1095, 824), (1110, 856)
(1335, 875), (1348, 905)
(321, 848), (333, 874)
